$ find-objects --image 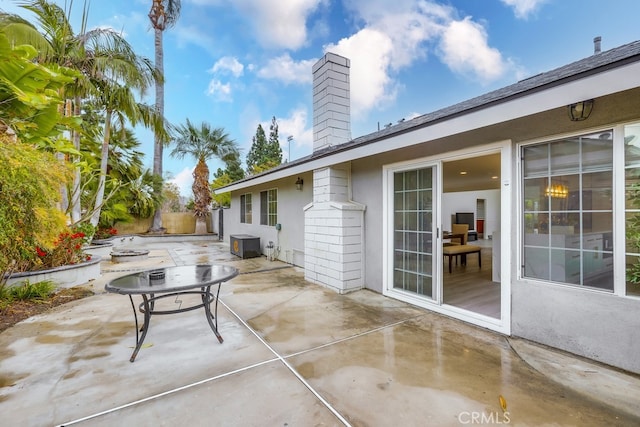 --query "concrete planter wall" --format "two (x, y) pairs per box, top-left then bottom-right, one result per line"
(84, 241), (114, 259)
(5, 256), (102, 289)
